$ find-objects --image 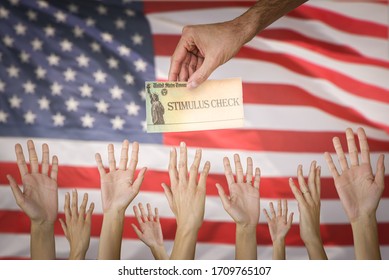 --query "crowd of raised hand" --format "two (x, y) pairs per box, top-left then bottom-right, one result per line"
(6, 127), (385, 260)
